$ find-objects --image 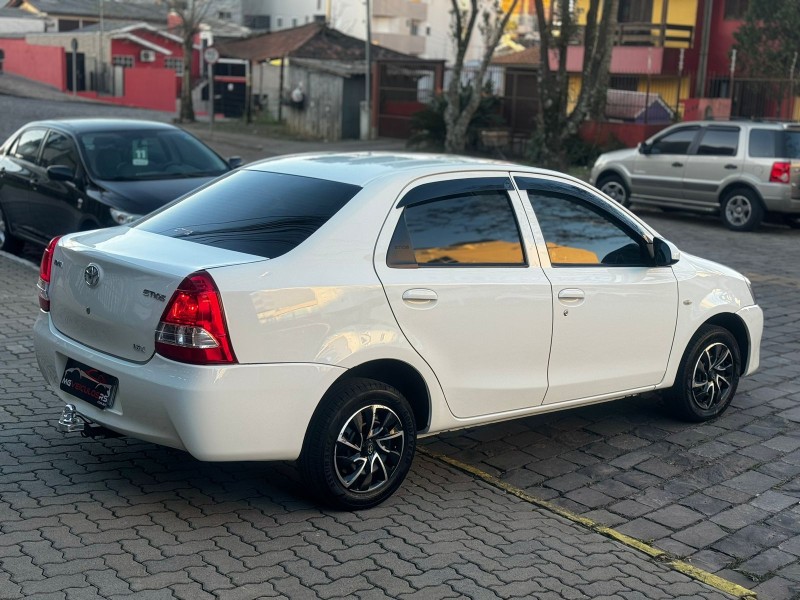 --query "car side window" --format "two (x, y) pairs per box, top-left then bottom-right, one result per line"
(650, 127), (699, 155)
(695, 127), (739, 156)
(388, 190), (526, 267)
(11, 128), (47, 164)
(40, 131), (79, 171)
(527, 191), (648, 267)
